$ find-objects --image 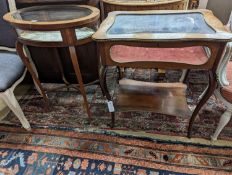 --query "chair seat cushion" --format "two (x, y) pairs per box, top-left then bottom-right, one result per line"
(110, 46), (208, 65)
(221, 61), (232, 103)
(0, 51), (25, 92)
